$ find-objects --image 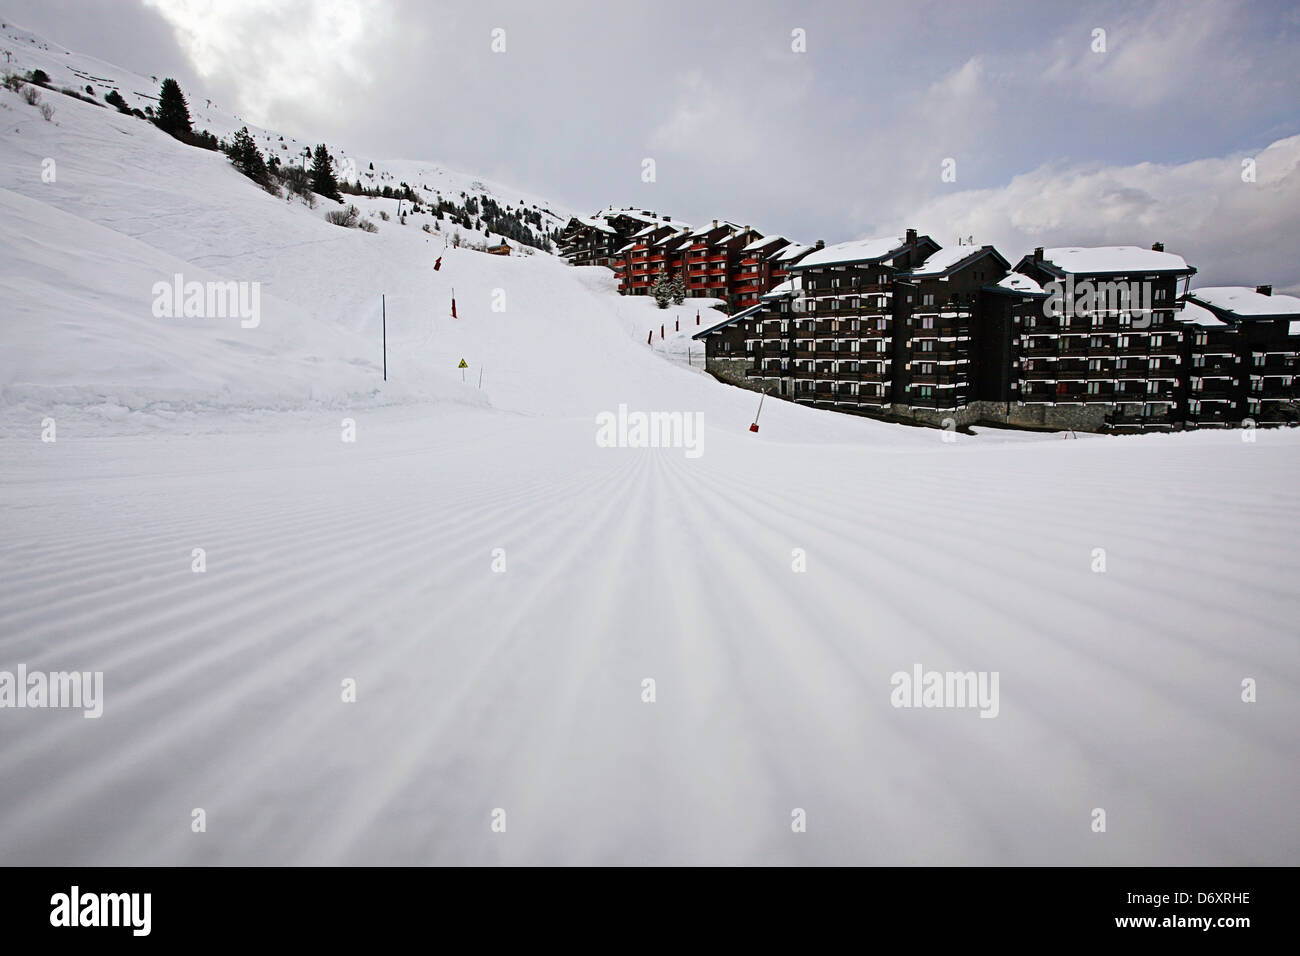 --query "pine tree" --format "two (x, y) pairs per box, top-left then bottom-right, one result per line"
(227, 126), (269, 185)
(652, 269), (672, 309)
(669, 272), (686, 305)
(155, 78), (192, 137)
(311, 144), (341, 201)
